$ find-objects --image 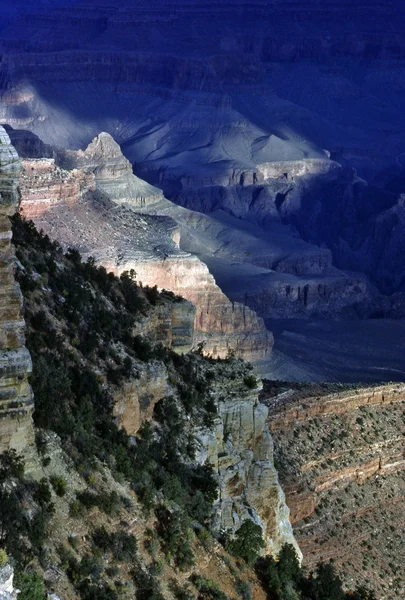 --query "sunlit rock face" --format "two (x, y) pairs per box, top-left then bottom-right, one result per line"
(0, 563), (18, 599)
(20, 158), (95, 218)
(197, 367), (300, 558)
(0, 126), (34, 455)
(58, 132), (164, 209)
